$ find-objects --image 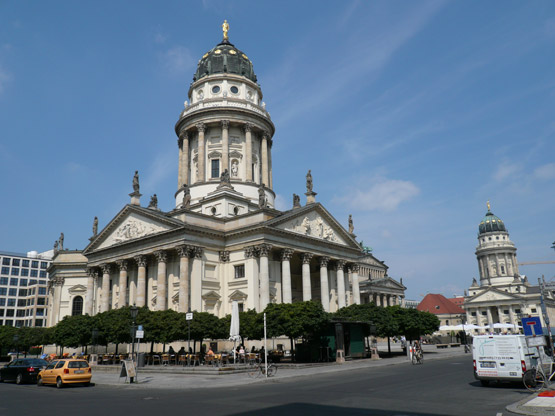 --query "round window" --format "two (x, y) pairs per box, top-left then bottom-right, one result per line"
(212, 85), (221, 94)
(230, 86), (239, 94)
